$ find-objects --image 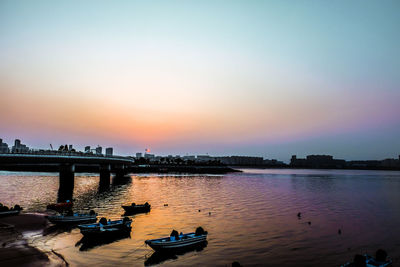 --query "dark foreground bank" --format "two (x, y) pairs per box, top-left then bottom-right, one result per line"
(0, 213), (66, 266)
